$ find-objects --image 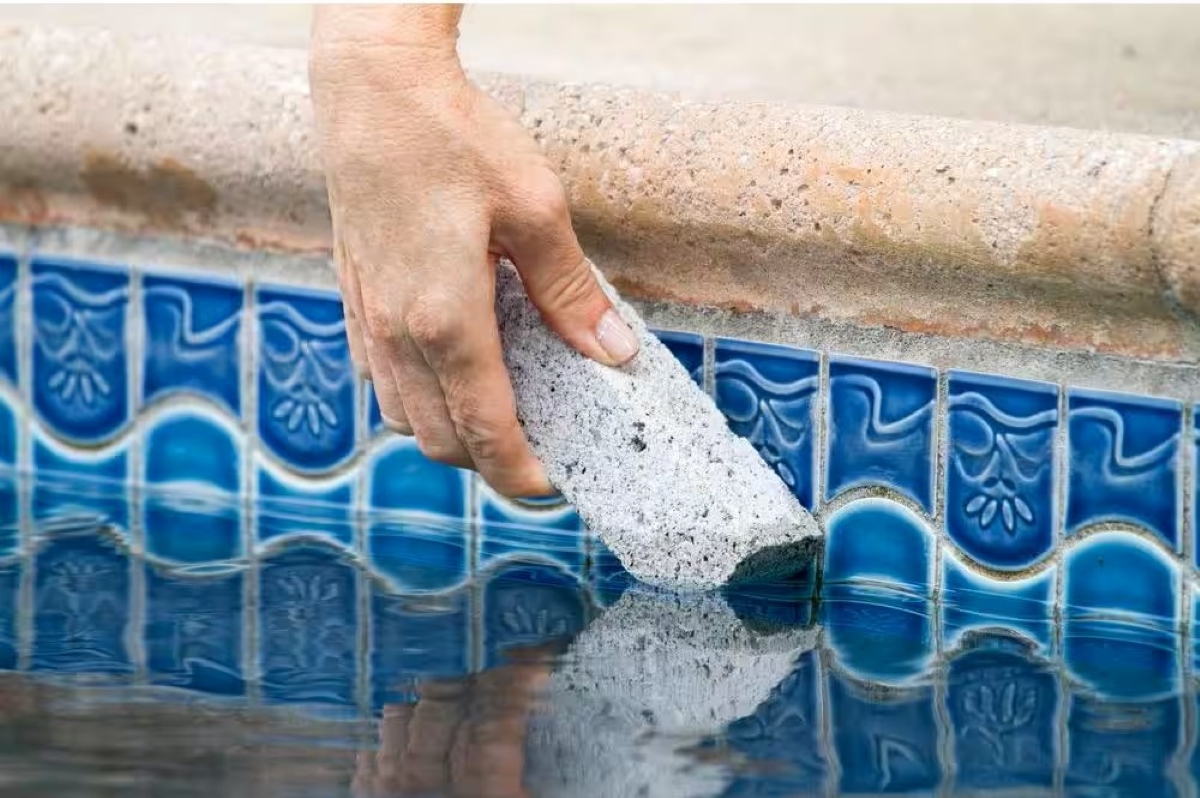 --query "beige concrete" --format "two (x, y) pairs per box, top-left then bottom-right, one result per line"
(0, 4), (1198, 140)
(0, 25), (1198, 365)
